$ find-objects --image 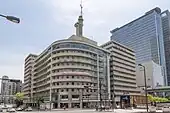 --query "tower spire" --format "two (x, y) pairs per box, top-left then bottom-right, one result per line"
(80, 0), (83, 16)
(74, 0), (84, 37)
